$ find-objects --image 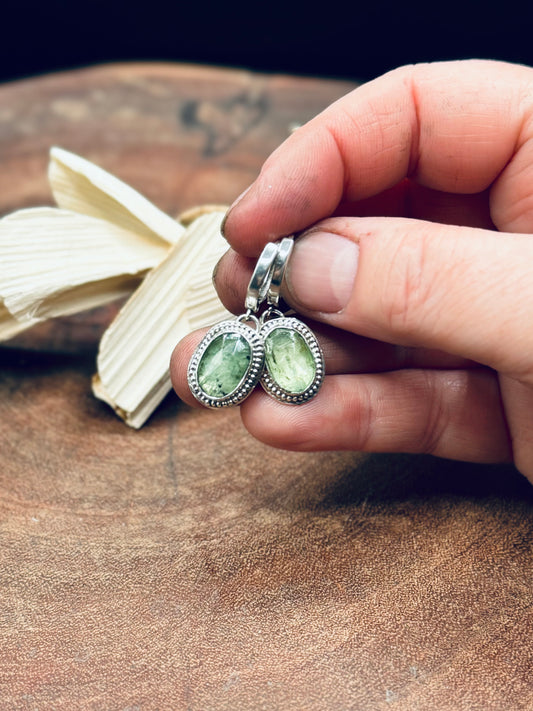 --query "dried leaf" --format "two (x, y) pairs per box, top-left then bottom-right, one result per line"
(177, 204), (229, 226)
(0, 207), (169, 327)
(0, 302), (35, 341)
(49, 147), (185, 247)
(1, 146), (232, 429)
(93, 212), (230, 428)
